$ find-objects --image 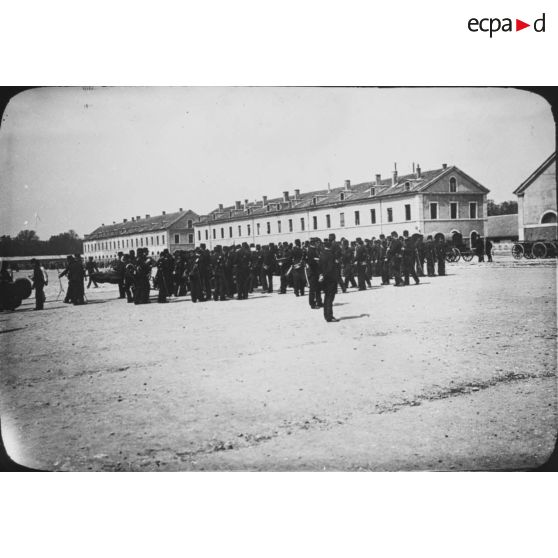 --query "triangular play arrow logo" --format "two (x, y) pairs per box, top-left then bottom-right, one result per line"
(516, 19), (530, 31)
